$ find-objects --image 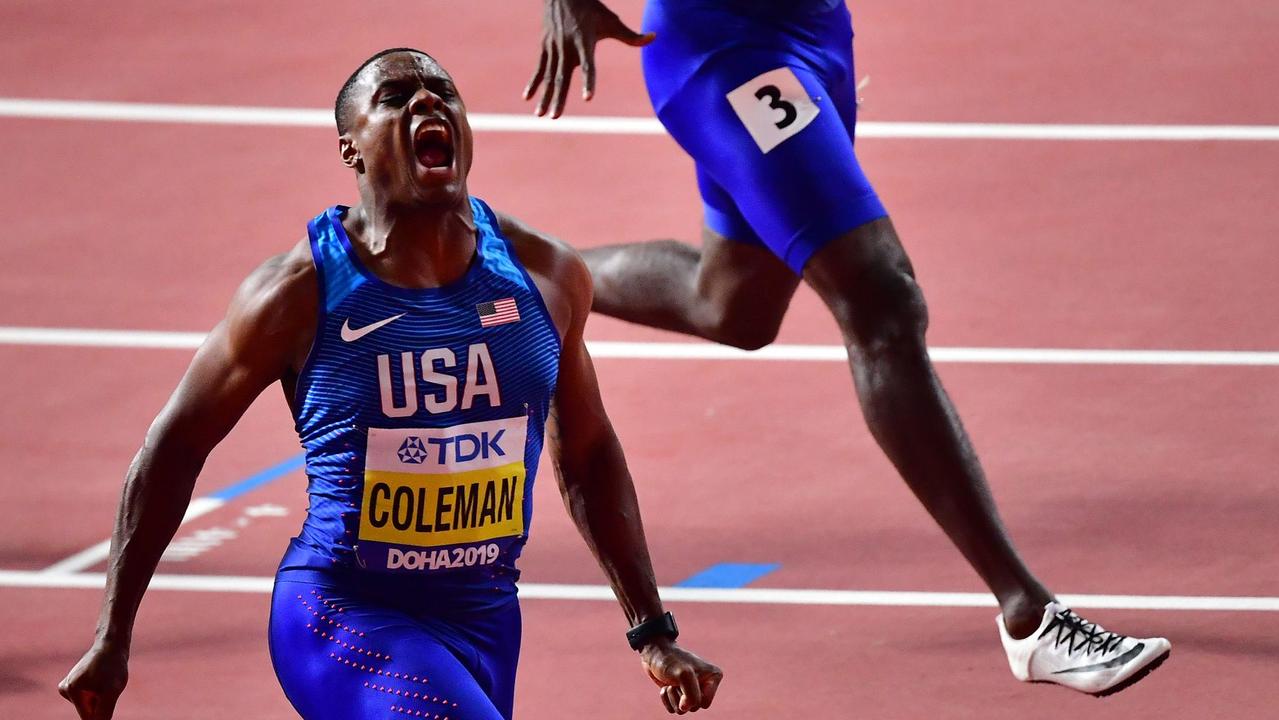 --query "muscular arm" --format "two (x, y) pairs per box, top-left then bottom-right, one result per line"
(60, 244), (315, 720)
(545, 258), (664, 627)
(500, 213), (721, 714)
